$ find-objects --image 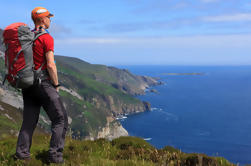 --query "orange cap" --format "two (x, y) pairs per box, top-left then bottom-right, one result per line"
(32, 7), (54, 20)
